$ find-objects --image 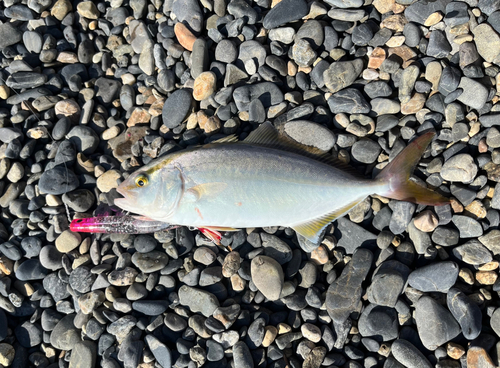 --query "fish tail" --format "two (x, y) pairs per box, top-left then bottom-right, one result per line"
(375, 132), (449, 206)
